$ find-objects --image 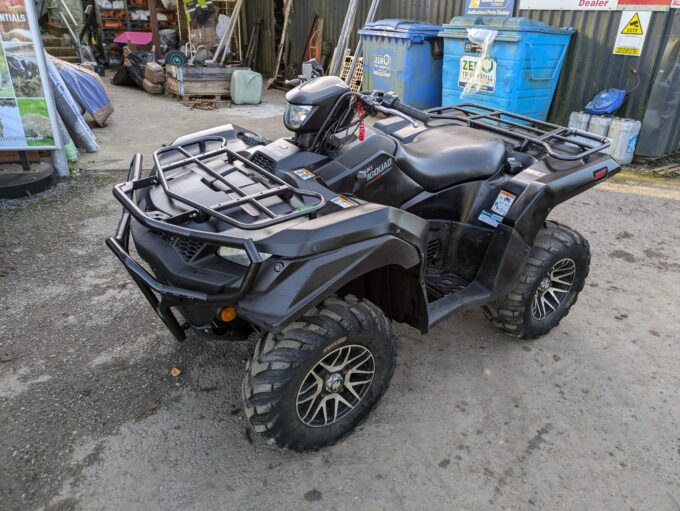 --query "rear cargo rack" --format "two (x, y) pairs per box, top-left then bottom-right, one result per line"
(428, 103), (610, 162)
